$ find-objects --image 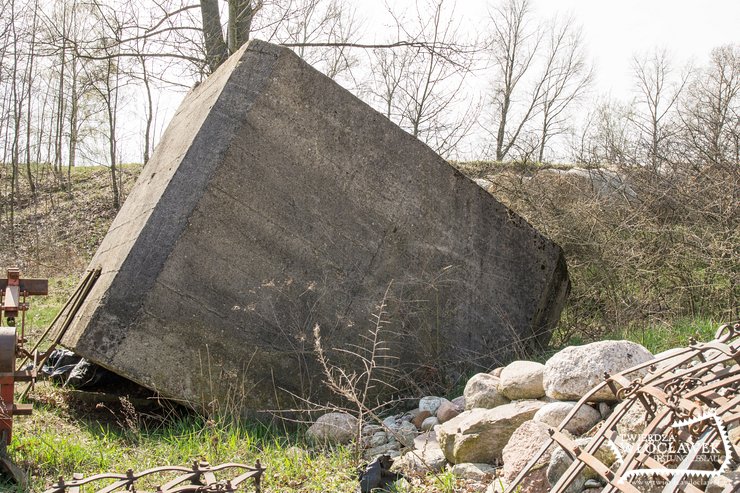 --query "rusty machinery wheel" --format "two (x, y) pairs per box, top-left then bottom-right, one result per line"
(0, 326), (17, 451)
